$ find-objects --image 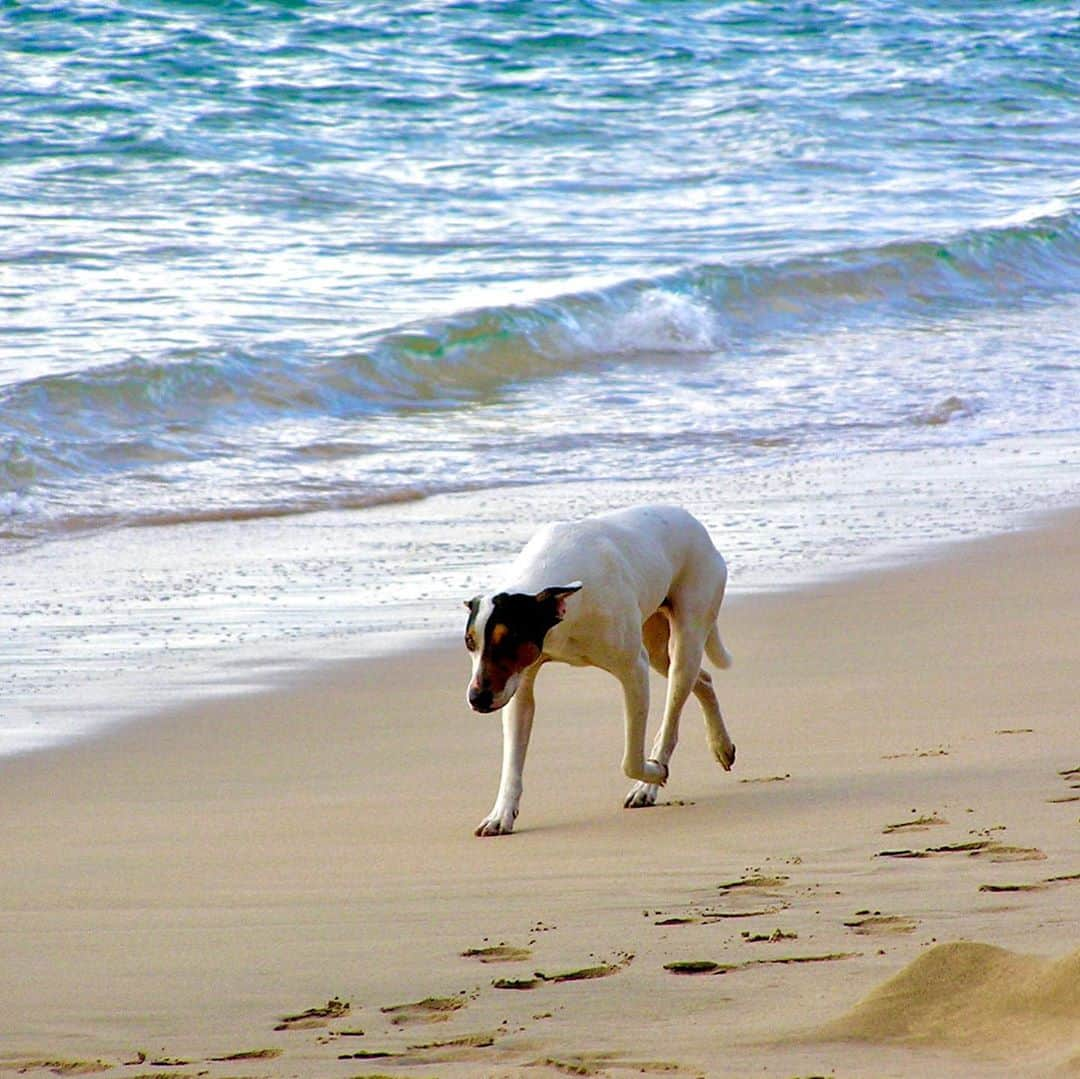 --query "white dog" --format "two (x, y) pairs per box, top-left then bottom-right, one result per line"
(464, 505), (735, 836)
